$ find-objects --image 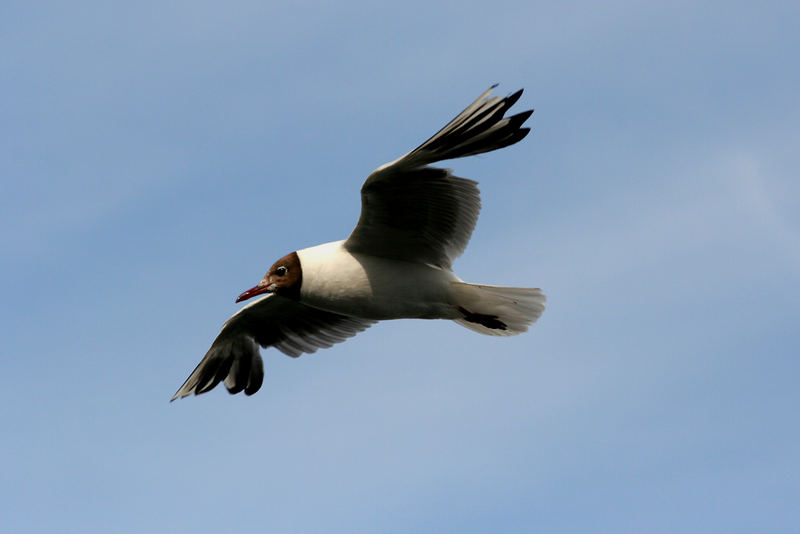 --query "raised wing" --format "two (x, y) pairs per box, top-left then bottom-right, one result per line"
(171, 294), (375, 400)
(345, 85), (532, 269)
